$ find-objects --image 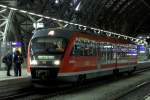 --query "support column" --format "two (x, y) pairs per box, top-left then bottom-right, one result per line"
(0, 9), (13, 69)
